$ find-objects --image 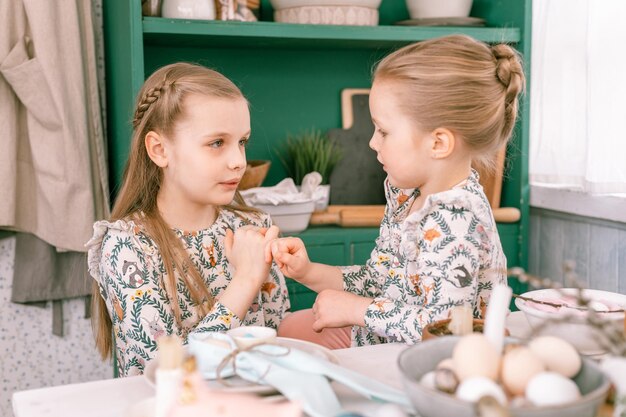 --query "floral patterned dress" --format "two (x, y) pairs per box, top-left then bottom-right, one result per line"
(342, 170), (507, 346)
(86, 209), (290, 376)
